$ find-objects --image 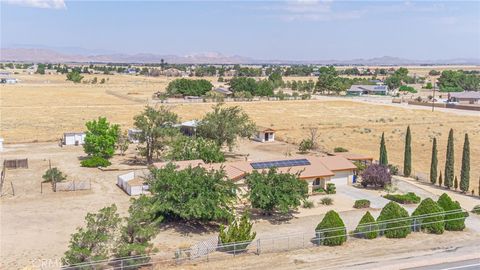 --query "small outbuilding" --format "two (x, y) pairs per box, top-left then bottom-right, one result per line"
(63, 132), (86, 146)
(213, 87), (233, 96)
(117, 171), (149, 196)
(179, 120), (200, 136)
(253, 128), (275, 143)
